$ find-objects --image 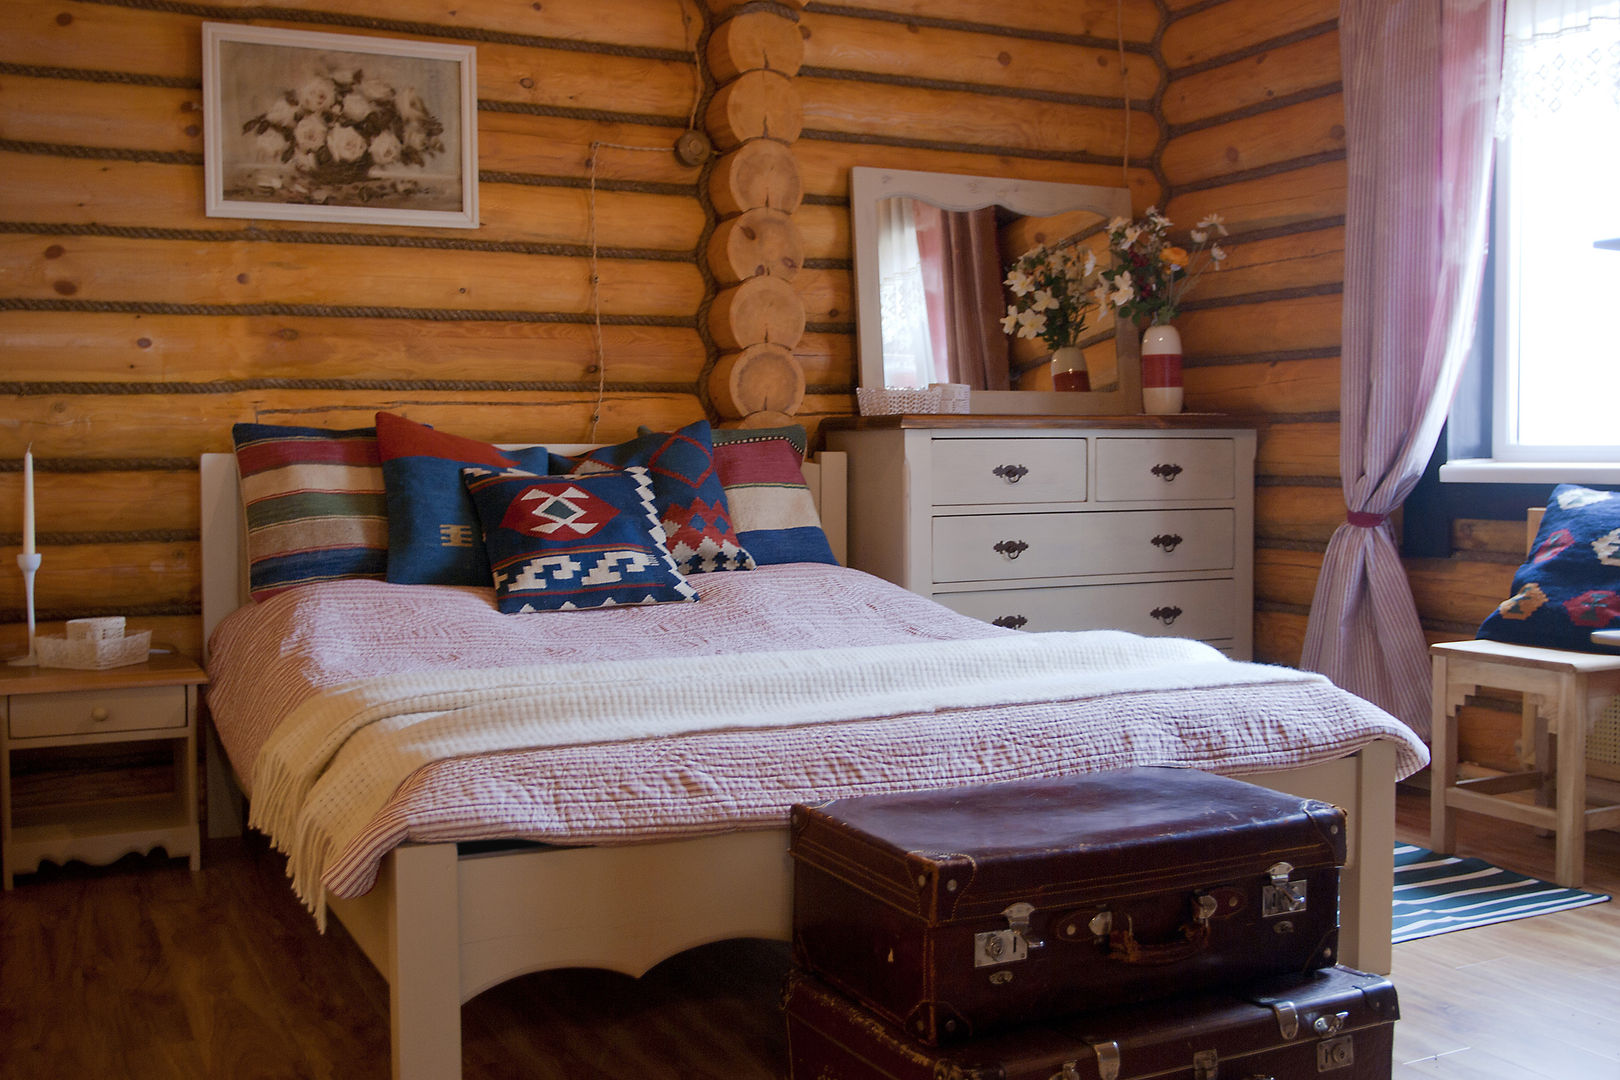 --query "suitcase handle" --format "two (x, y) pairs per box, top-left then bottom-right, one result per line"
(1066, 891), (1219, 966)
